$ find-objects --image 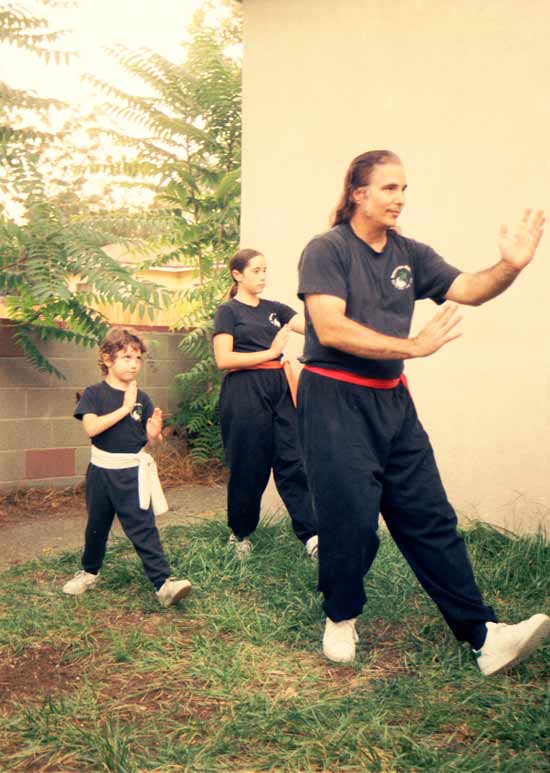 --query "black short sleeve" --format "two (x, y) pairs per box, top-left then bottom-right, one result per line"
(213, 304), (236, 337)
(74, 385), (99, 420)
(271, 301), (297, 325)
(410, 239), (461, 303)
(298, 234), (349, 301)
